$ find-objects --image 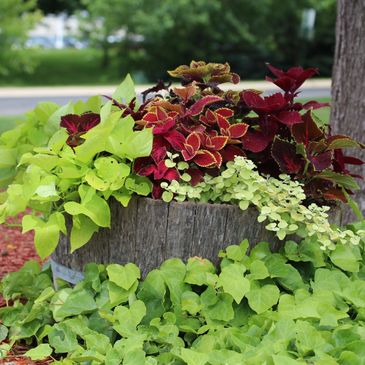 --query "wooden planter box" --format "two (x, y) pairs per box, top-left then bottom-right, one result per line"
(51, 197), (343, 283)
